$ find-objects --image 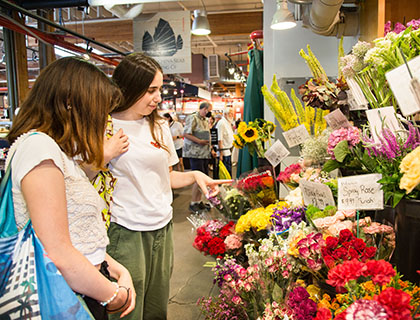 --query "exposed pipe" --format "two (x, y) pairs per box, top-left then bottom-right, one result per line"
(16, 1), (88, 9)
(308, 0), (358, 37)
(0, 0), (127, 56)
(0, 15), (120, 66)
